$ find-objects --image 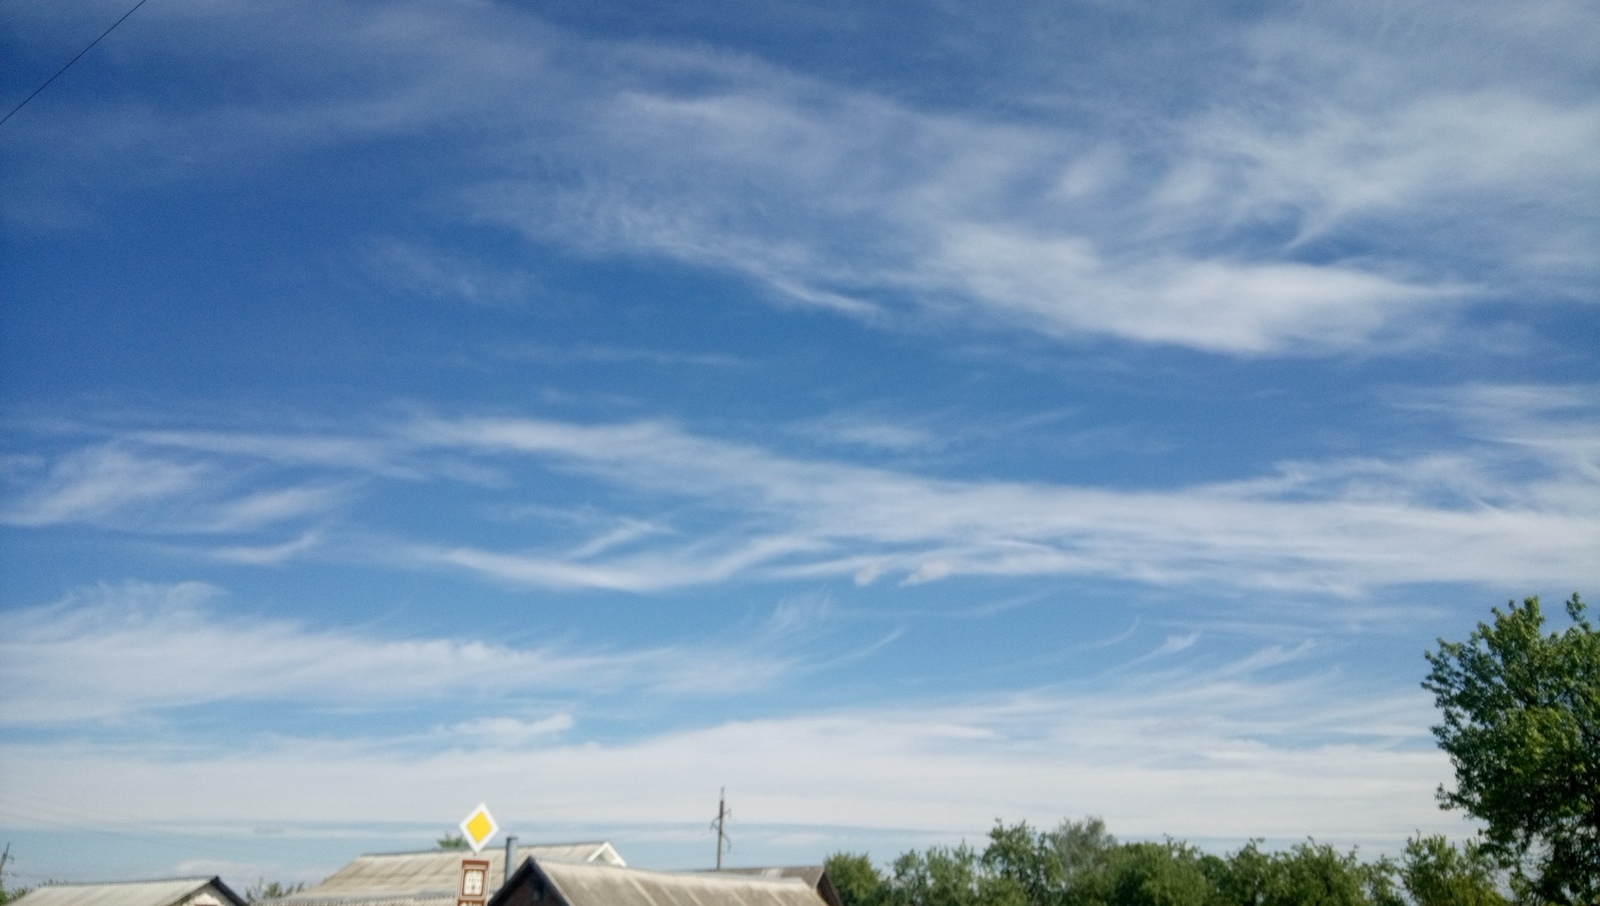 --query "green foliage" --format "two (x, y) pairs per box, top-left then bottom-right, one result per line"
(888, 842), (1028, 906)
(984, 821), (1065, 906)
(1262, 842), (1388, 906)
(1049, 817), (1118, 886)
(1200, 840), (1397, 906)
(825, 819), (1509, 906)
(437, 833), (469, 850)
(0, 845), (24, 905)
(827, 853), (889, 906)
(1424, 594), (1599, 904)
(1080, 840), (1214, 906)
(1399, 835), (1507, 906)
(246, 879), (306, 903)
